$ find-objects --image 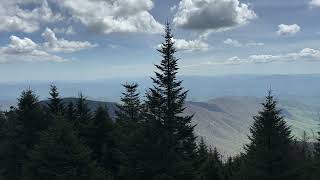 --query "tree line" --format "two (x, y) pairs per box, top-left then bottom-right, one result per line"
(0, 23), (320, 180)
